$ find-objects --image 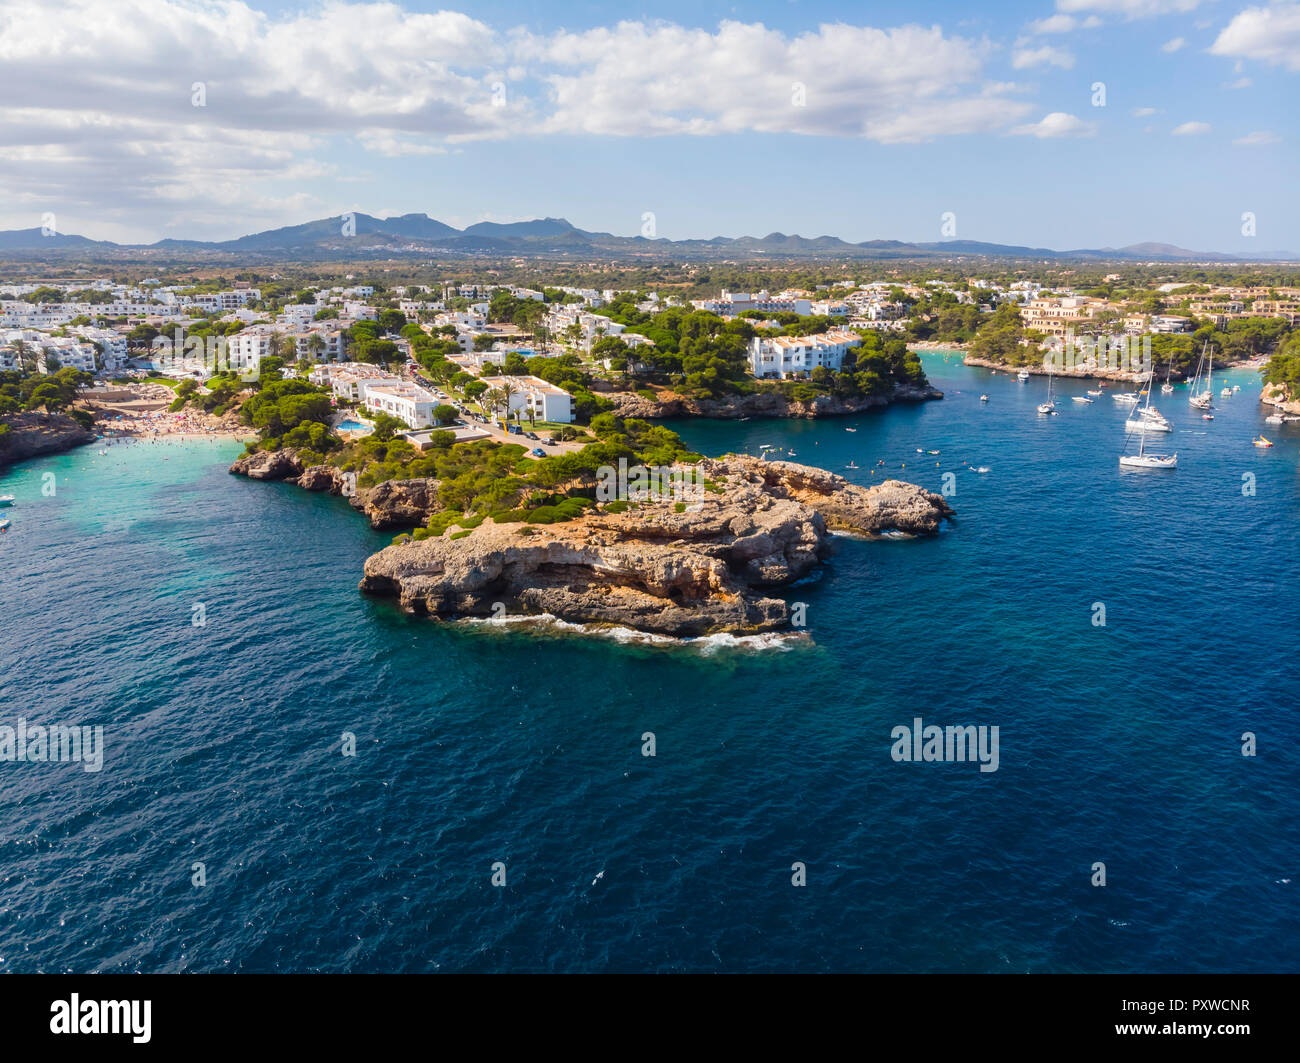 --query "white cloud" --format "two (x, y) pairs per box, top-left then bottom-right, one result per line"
(1224, 77), (1253, 88)
(521, 20), (1032, 142)
(1133, 106), (1159, 116)
(1161, 37), (1186, 53)
(1012, 44), (1077, 68)
(1233, 130), (1281, 145)
(1172, 121), (1211, 135)
(1027, 13), (1103, 33)
(1210, 3), (1300, 71)
(1055, 0), (1206, 16)
(0, 2), (1072, 235)
(1009, 111), (1098, 137)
